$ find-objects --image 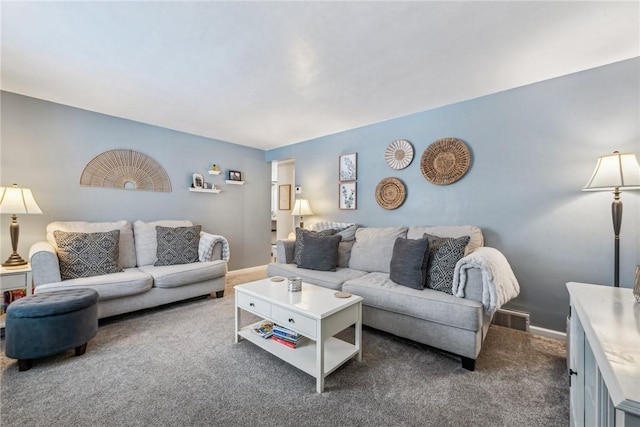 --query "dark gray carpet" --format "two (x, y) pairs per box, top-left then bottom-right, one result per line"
(1, 295), (568, 426)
